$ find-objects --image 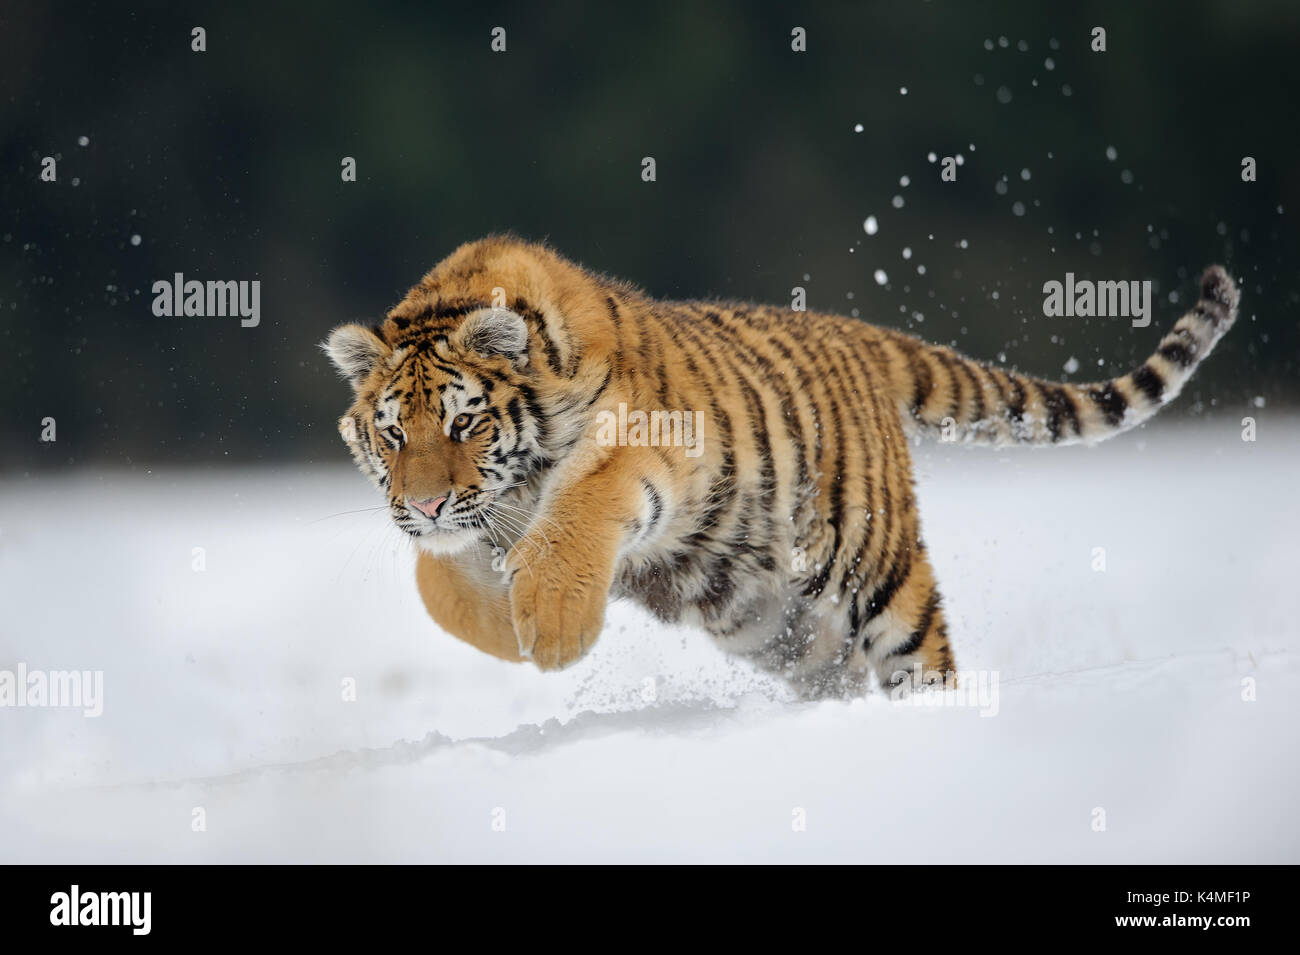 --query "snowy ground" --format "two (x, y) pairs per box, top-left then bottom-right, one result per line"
(2, 416), (1297, 863)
